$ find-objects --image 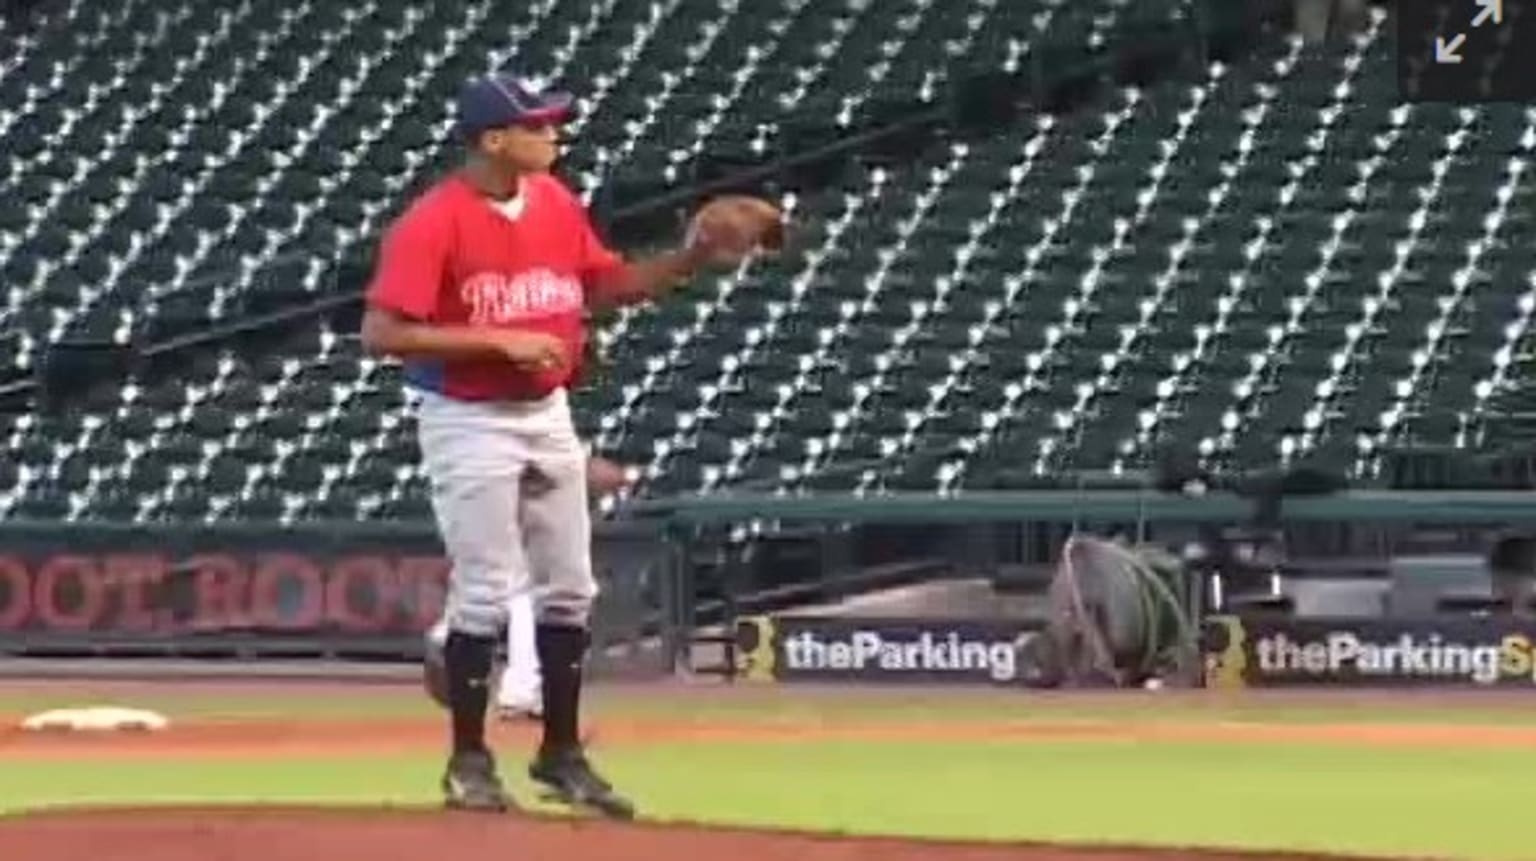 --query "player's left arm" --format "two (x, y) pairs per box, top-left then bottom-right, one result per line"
(581, 221), (710, 311)
(556, 182), (707, 309)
